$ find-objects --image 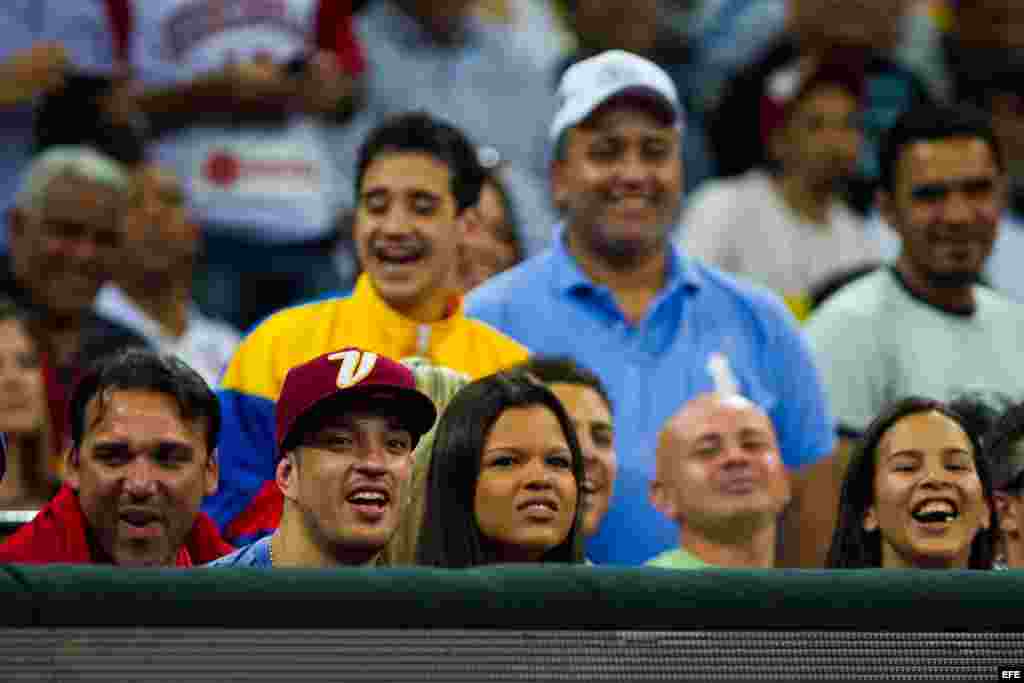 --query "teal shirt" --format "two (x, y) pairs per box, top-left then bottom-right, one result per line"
(645, 547), (711, 569)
